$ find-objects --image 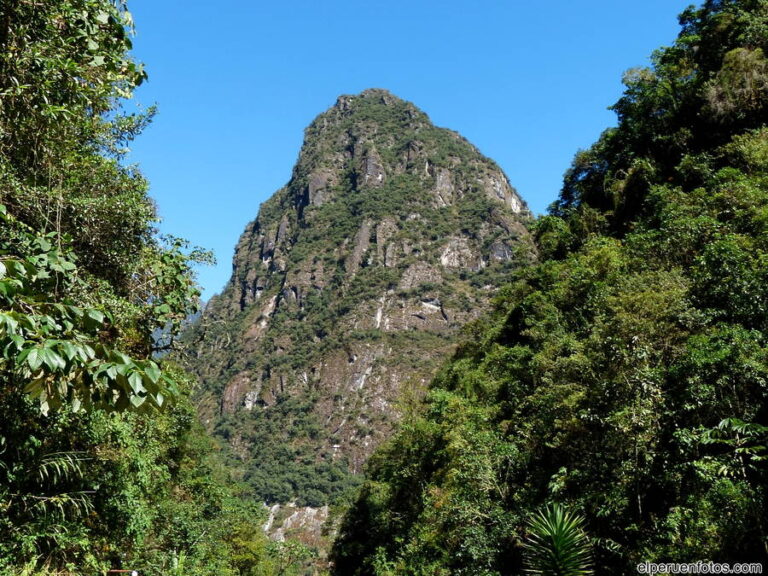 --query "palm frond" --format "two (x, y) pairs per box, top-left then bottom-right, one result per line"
(35, 451), (89, 487)
(524, 503), (593, 576)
